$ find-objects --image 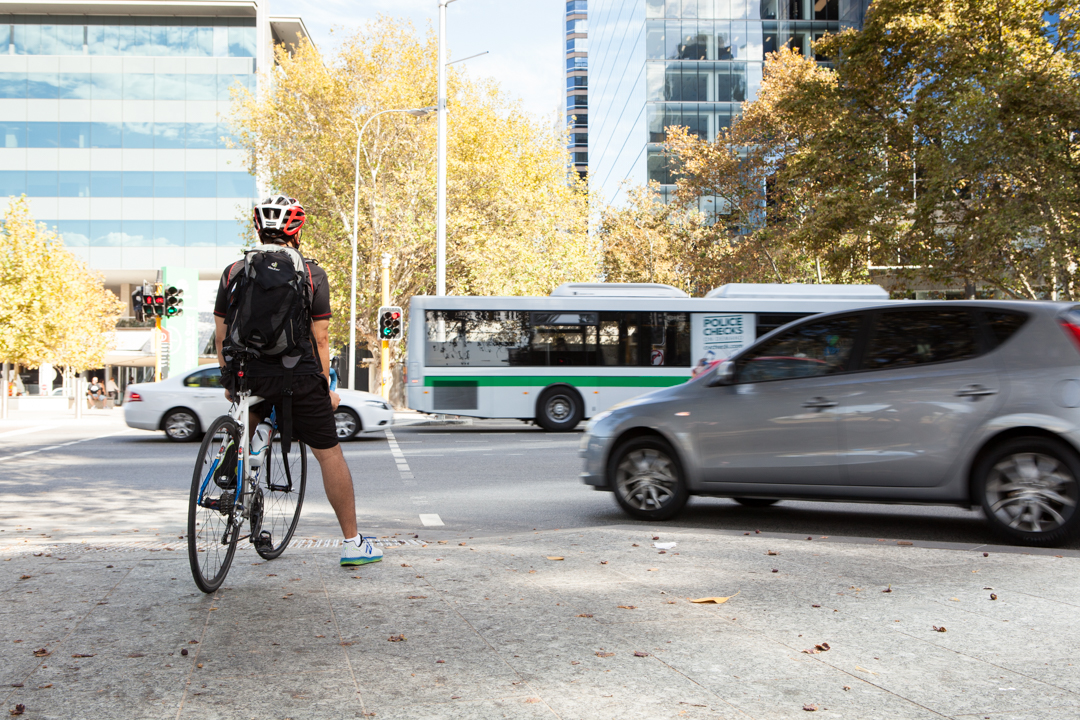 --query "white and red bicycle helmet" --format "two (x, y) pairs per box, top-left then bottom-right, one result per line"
(253, 195), (306, 239)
